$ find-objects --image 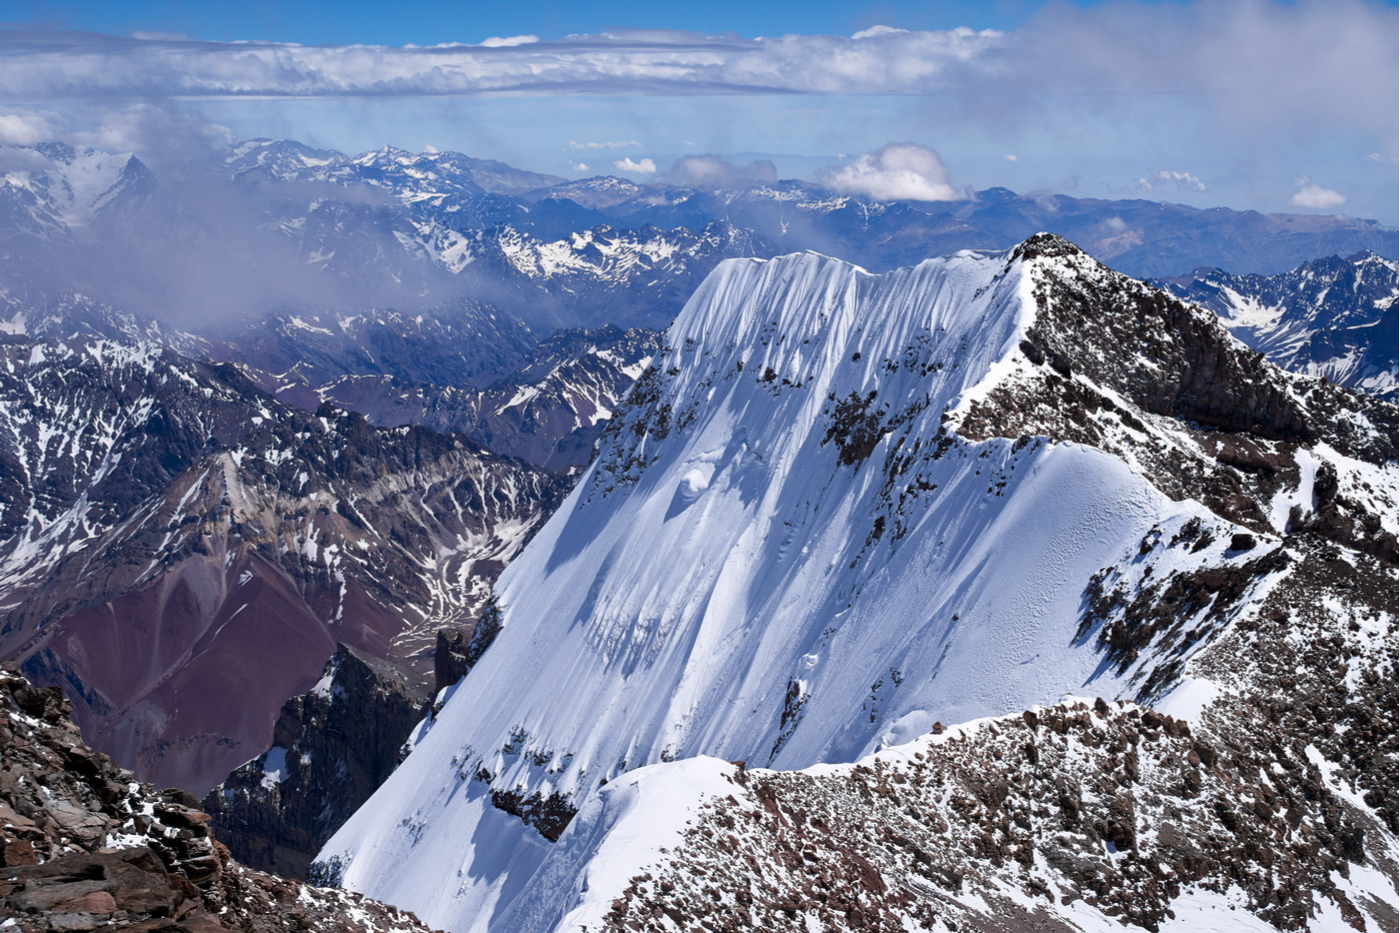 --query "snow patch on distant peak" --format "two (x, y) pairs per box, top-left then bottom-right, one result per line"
(259, 746), (289, 790)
